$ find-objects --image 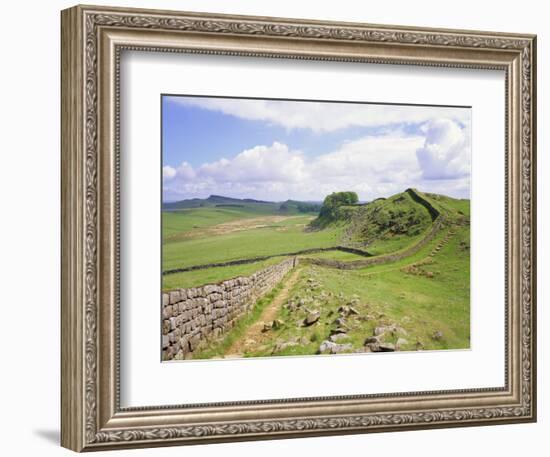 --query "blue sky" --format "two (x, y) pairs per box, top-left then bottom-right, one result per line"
(162, 95), (471, 203)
